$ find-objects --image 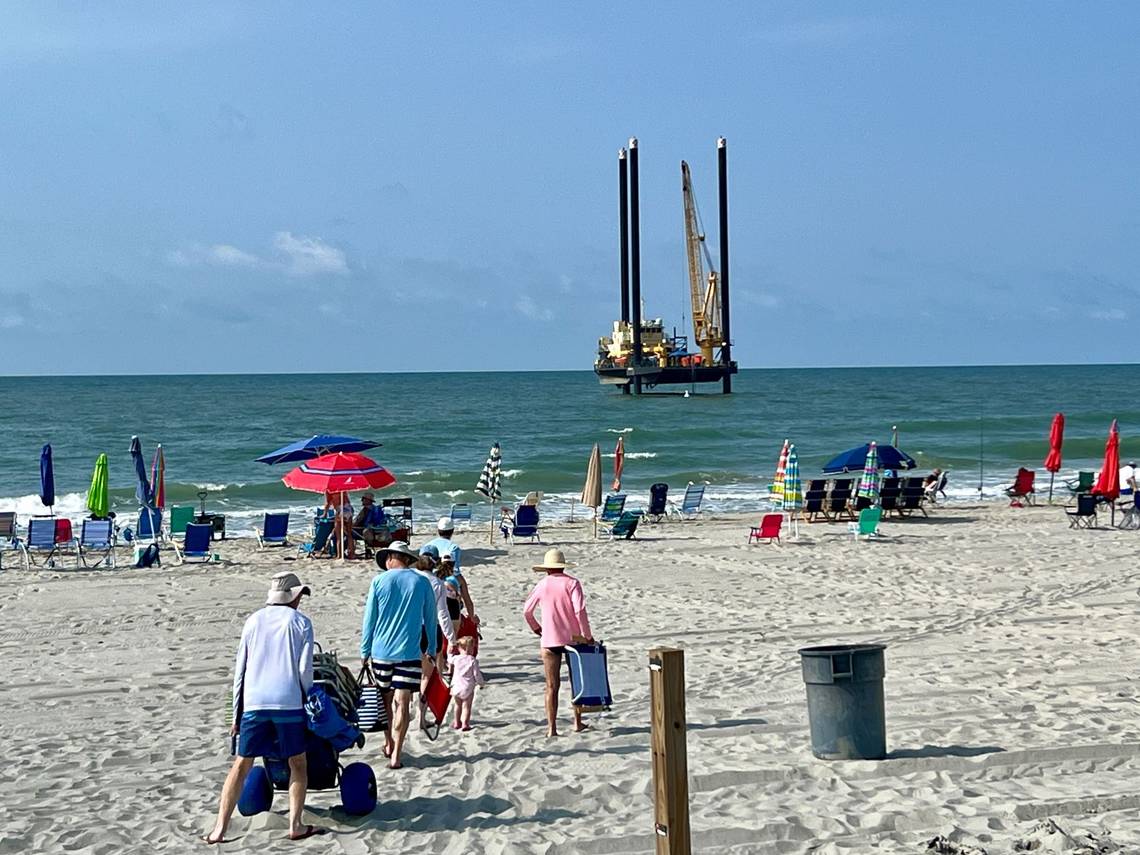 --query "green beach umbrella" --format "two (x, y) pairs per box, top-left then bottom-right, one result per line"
(782, 444), (803, 537)
(857, 441), (880, 503)
(86, 453), (110, 518)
